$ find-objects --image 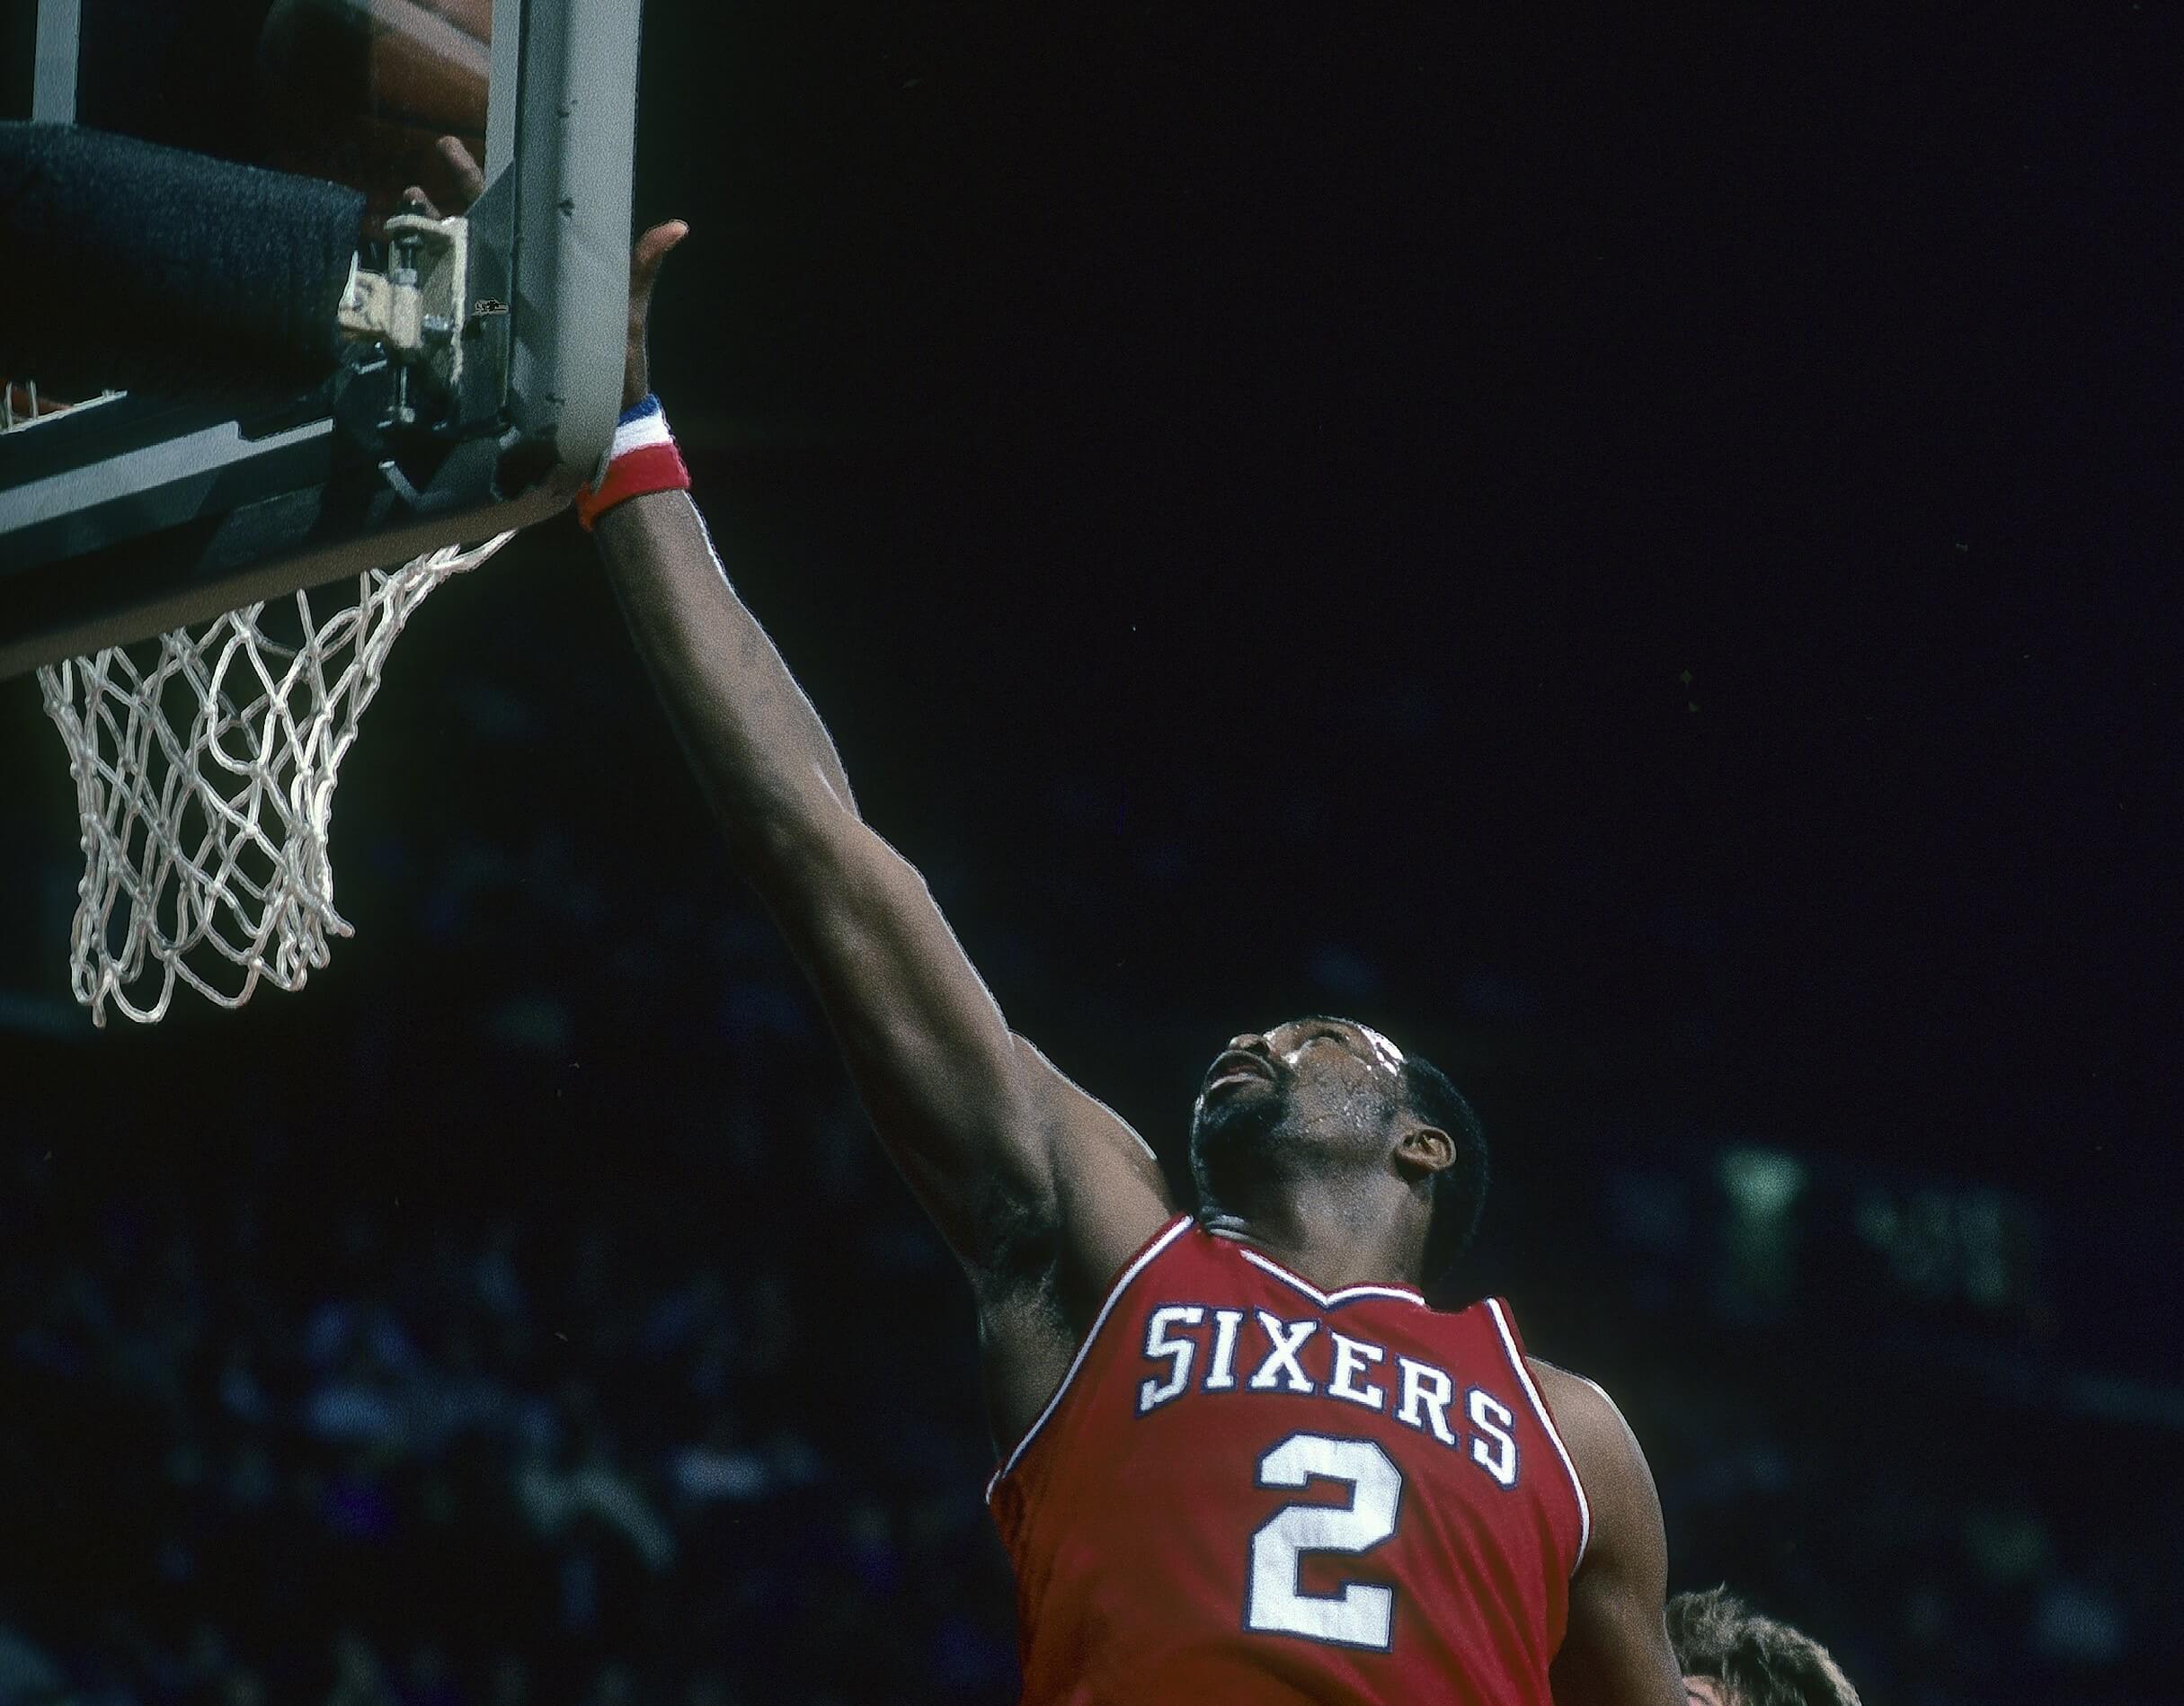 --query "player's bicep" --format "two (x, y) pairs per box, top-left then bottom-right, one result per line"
(1542, 1370), (1684, 1706)
(754, 811), (1056, 1268)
